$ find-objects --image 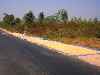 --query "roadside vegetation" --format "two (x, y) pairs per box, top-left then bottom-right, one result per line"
(0, 9), (100, 49)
